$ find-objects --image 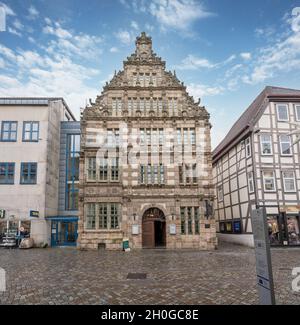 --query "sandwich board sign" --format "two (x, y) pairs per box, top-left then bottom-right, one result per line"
(251, 208), (276, 305)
